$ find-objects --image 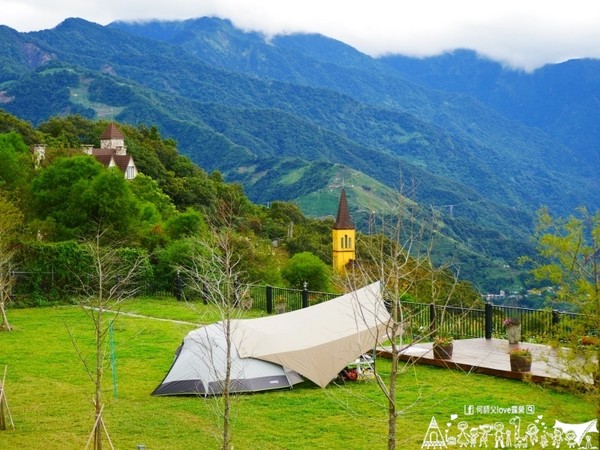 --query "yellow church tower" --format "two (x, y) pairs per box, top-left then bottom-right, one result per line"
(332, 188), (356, 273)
